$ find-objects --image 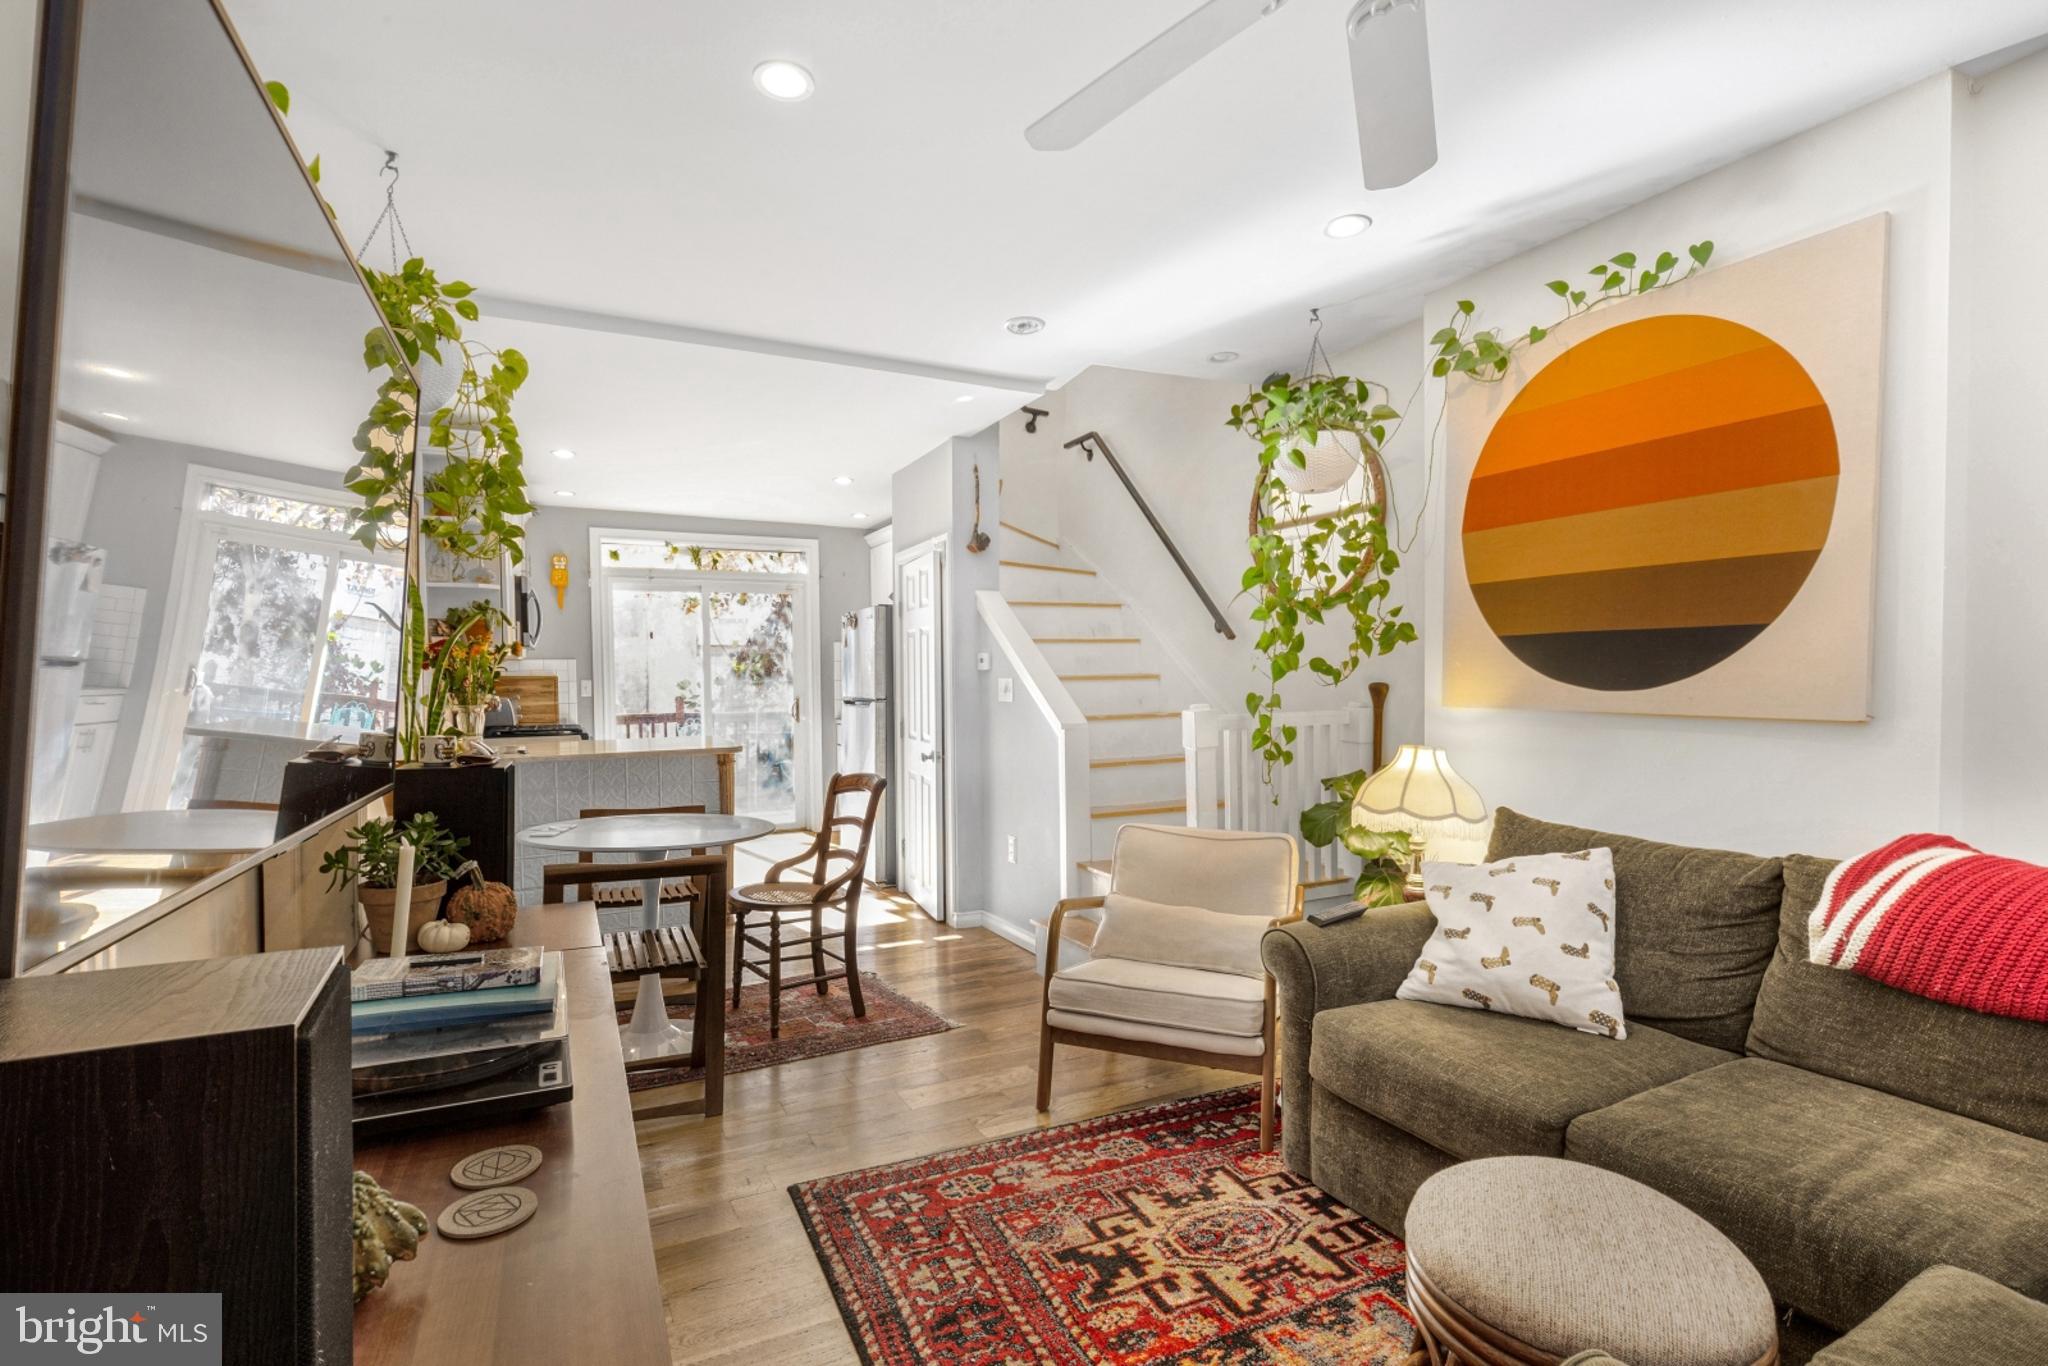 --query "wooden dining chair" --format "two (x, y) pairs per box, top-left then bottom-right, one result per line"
(727, 773), (887, 1039)
(539, 804), (714, 915)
